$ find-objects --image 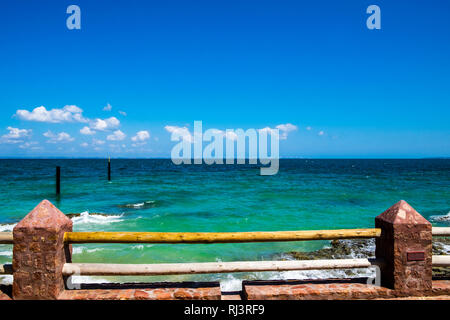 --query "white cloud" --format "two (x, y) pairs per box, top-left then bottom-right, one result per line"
(276, 123), (297, 132)
(19, 141), (39, 149)
(306, 126), (312, 131)
(103, 103), (112, 111)
(107, 130), (126, 141)
(118, 110), (127, 116)
(92, 138), (105, 145)
(164, 124), (294, 143)
(257, 123), (297, 140)
(15, 105), (87, 123)
(2, 126), (32, 141)
(80, 142), (89, 147)
(275, 123), (298, 140)
(131, 130), (150, 142)
(131, 130), (150, 147)
(80, 126), (96, 135)
(204, 128), (238, 141)
(43, 131), (75, 143)
(258, 127), (277, 135)
(90, 117), (120, 131)
(164, 126), (192, 142)
(318, 130), (325, 136)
